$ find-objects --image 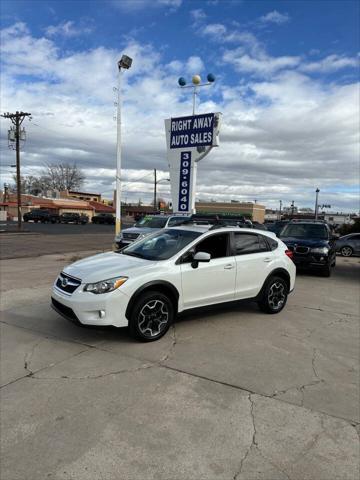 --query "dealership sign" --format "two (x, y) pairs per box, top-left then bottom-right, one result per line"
(165, 112), (221, 214)
(170, 113), (215, 149)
